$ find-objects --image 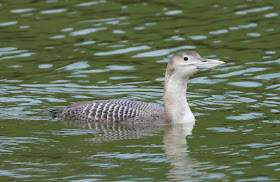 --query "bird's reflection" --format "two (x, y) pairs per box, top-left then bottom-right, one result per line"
(163, 123), (202, 181)
(64, 120), (200, 180)
(65, 120), (165, 141)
